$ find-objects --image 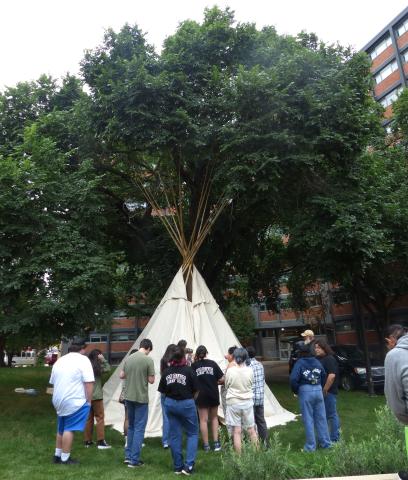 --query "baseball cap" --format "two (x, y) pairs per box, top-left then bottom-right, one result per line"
(301, 329), (314, 337)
